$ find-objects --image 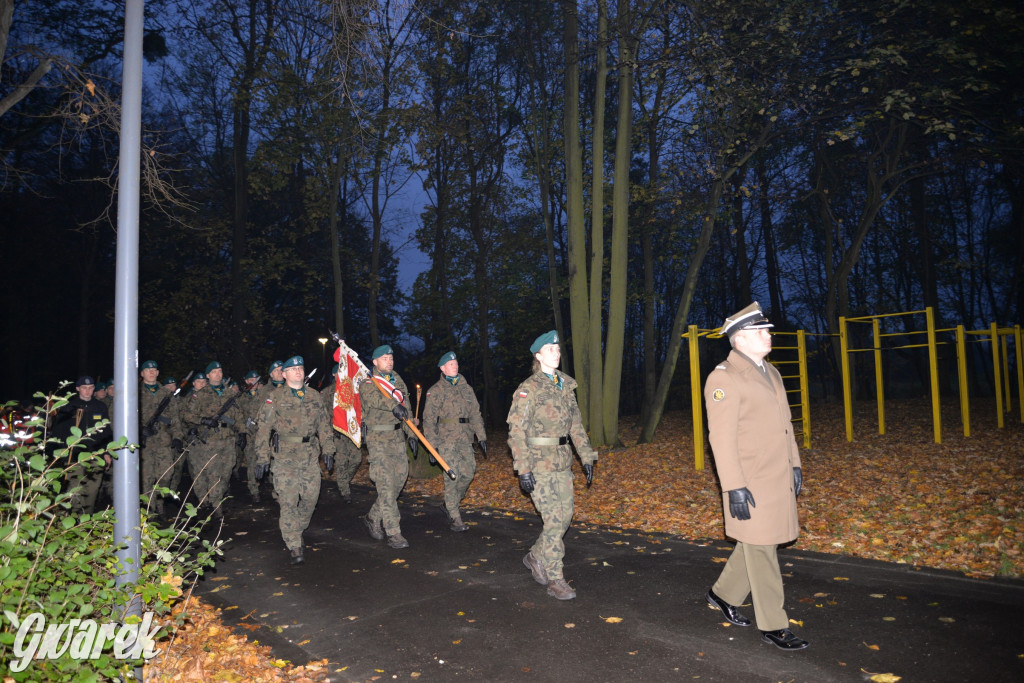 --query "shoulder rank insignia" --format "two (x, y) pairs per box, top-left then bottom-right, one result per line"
(715, 364), (727, 370)
(712, 388), (725, 402)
